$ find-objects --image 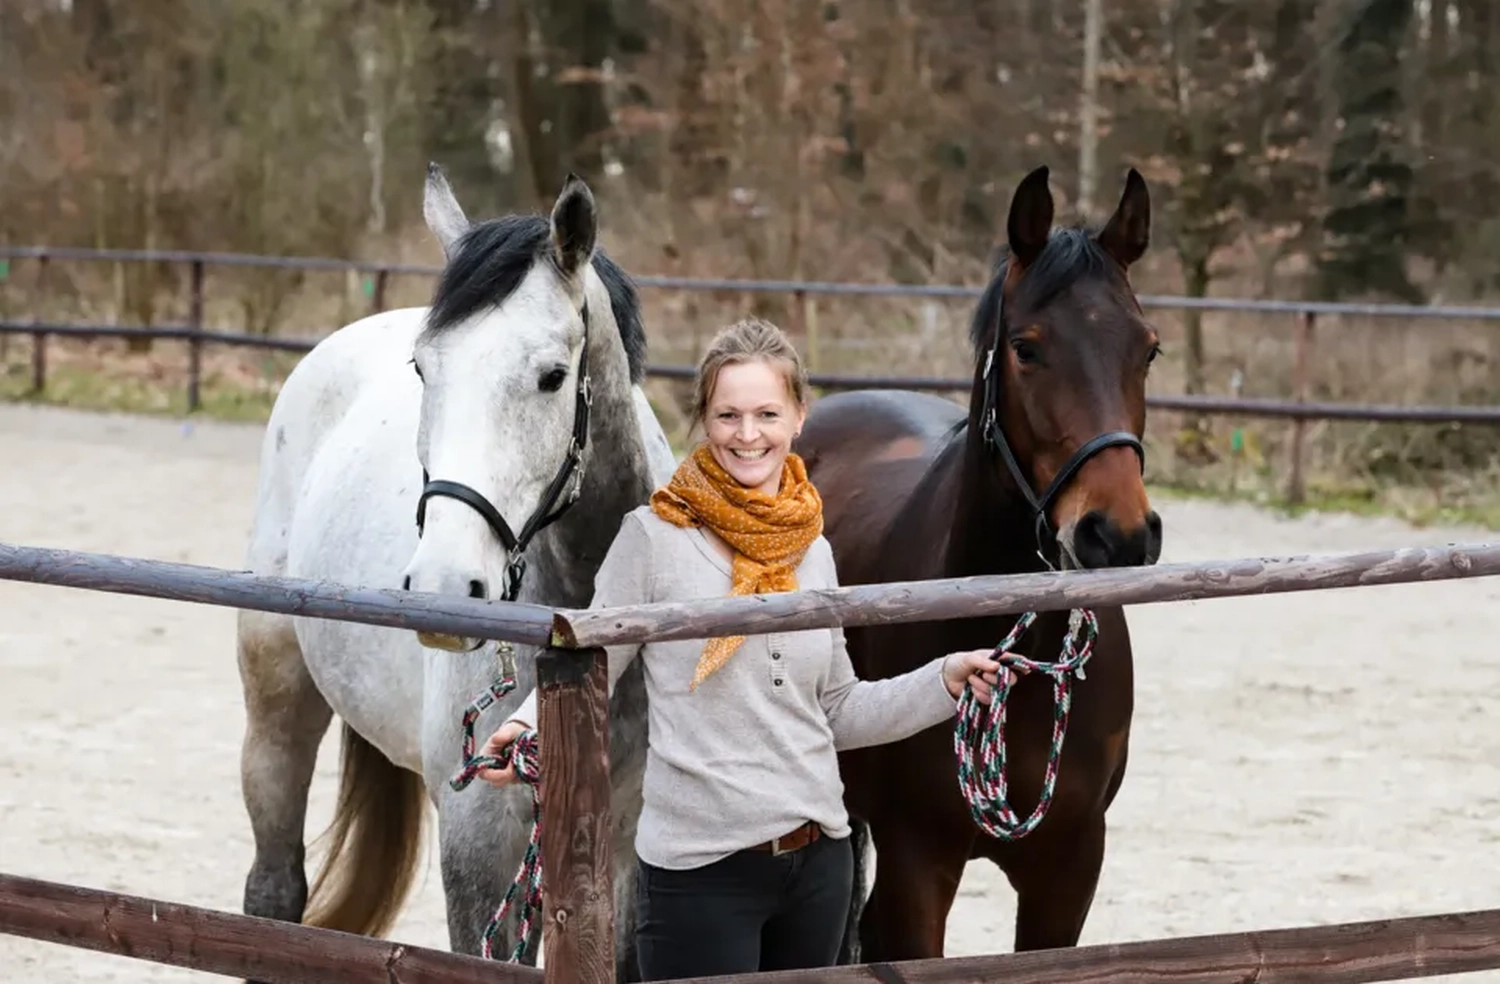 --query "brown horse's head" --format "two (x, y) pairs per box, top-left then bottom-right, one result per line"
(969, 165), (1162, 570)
